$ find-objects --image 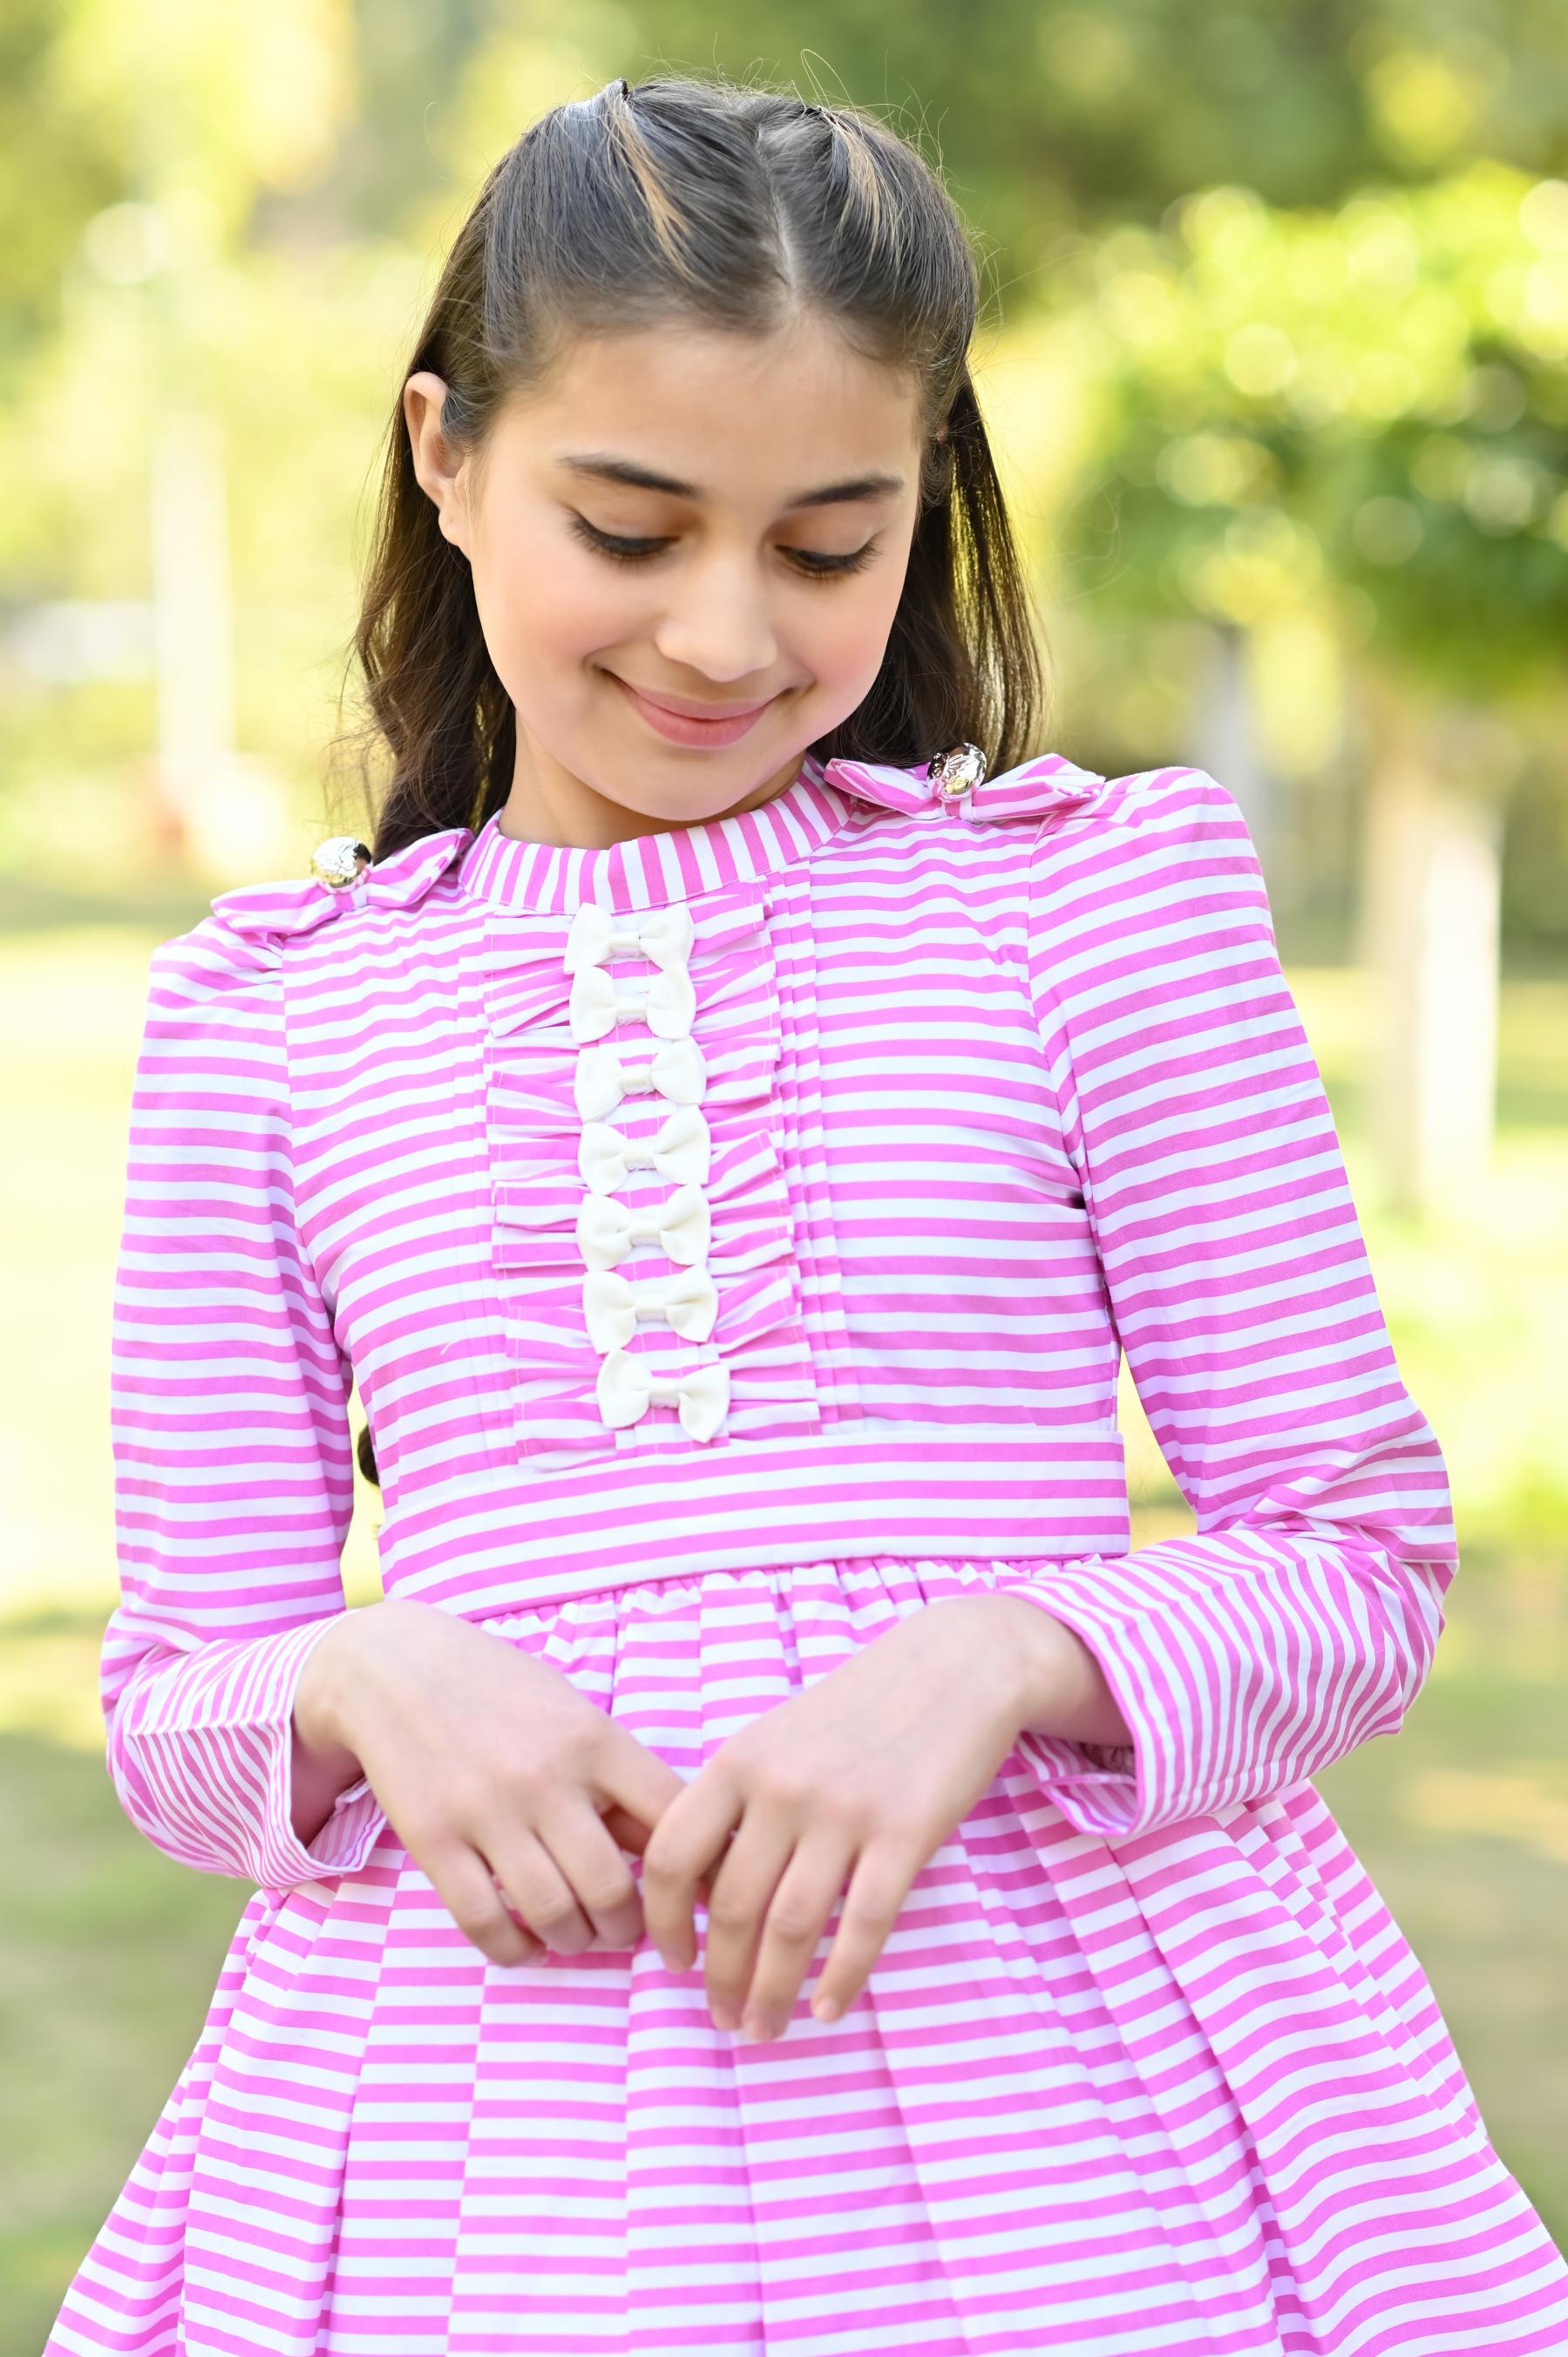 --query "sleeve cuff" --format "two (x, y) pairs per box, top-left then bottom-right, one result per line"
(1001, 1572), (1169, 1841)
(113, 1613), (390, 1888)
(260, 1615), (389, 1887)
